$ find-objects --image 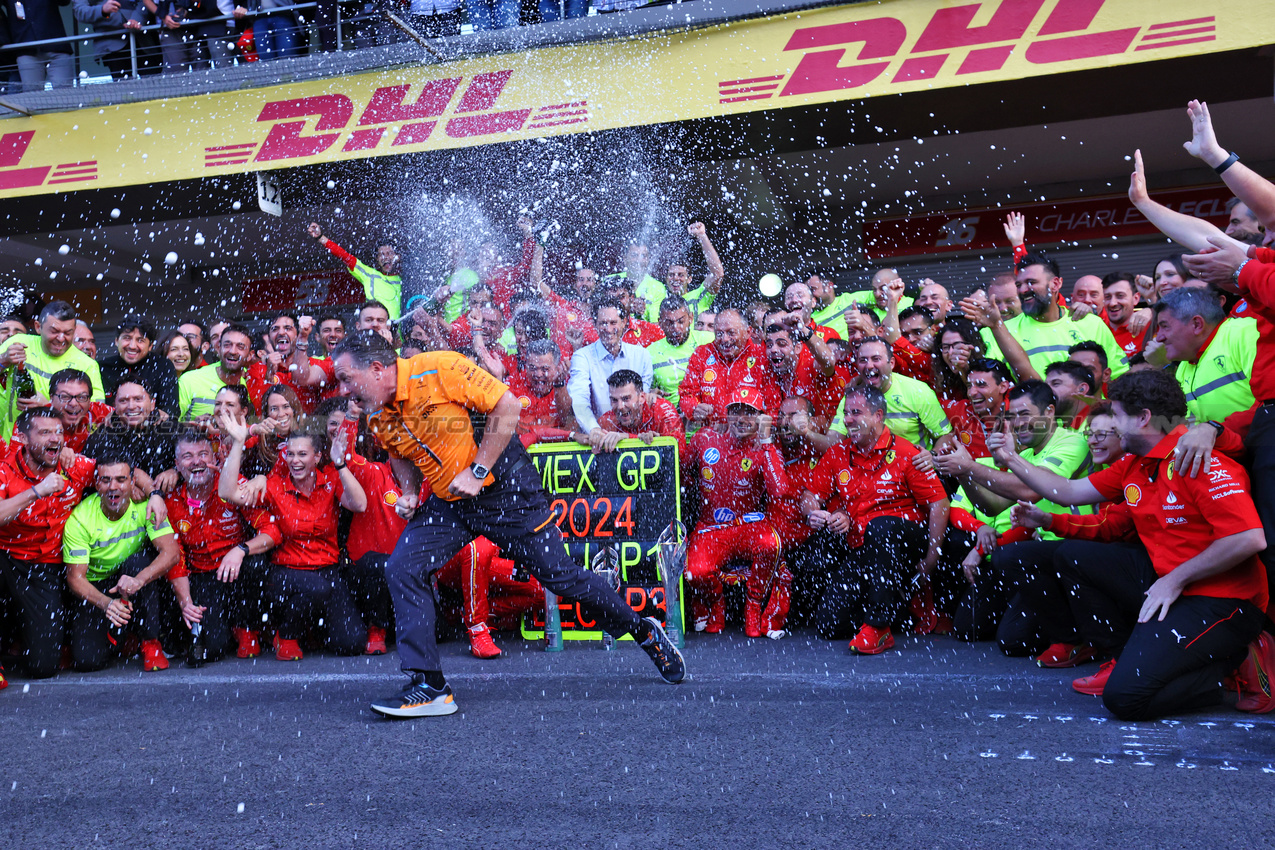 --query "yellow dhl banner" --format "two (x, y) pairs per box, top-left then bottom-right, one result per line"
(0, 0), (1266, 198)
